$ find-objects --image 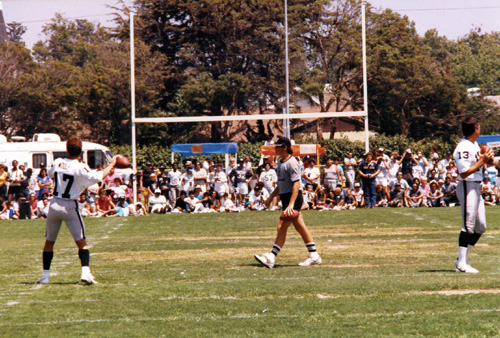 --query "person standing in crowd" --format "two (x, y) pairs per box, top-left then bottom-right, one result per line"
(254, 136), (321, 268)
(167, 163), (182, 206)
(303, 159), (320, 189)
(8, 160), (24, 202)
(358, 152), (380, 208)
(375, 148), (390, 194)
(323, 157), (340, 191)
(228, 158), (253, 207)
(453, 117), (494, 274)
(344, 152), (357, 189)
(193, 161), (208, 192)
(36, 137), (118, 285)
(213, 162), (229, 196)
(0, 164), (8, 198)
(399, 149), (418, 184)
